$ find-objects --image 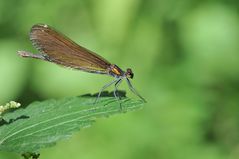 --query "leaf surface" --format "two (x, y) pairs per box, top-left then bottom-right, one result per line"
(0, 96), (143, 153)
